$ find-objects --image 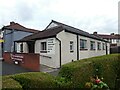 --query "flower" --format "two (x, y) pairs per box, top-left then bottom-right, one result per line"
(85, 82), (93, 88)
(95, 79), (101, 84)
